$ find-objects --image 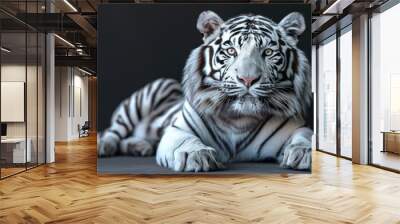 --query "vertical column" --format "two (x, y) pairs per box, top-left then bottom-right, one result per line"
(352, 14), (369, 164)
(46, 1), (55, 163)
(336, 30), (341, 157)
(311, 45), (317, 150)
